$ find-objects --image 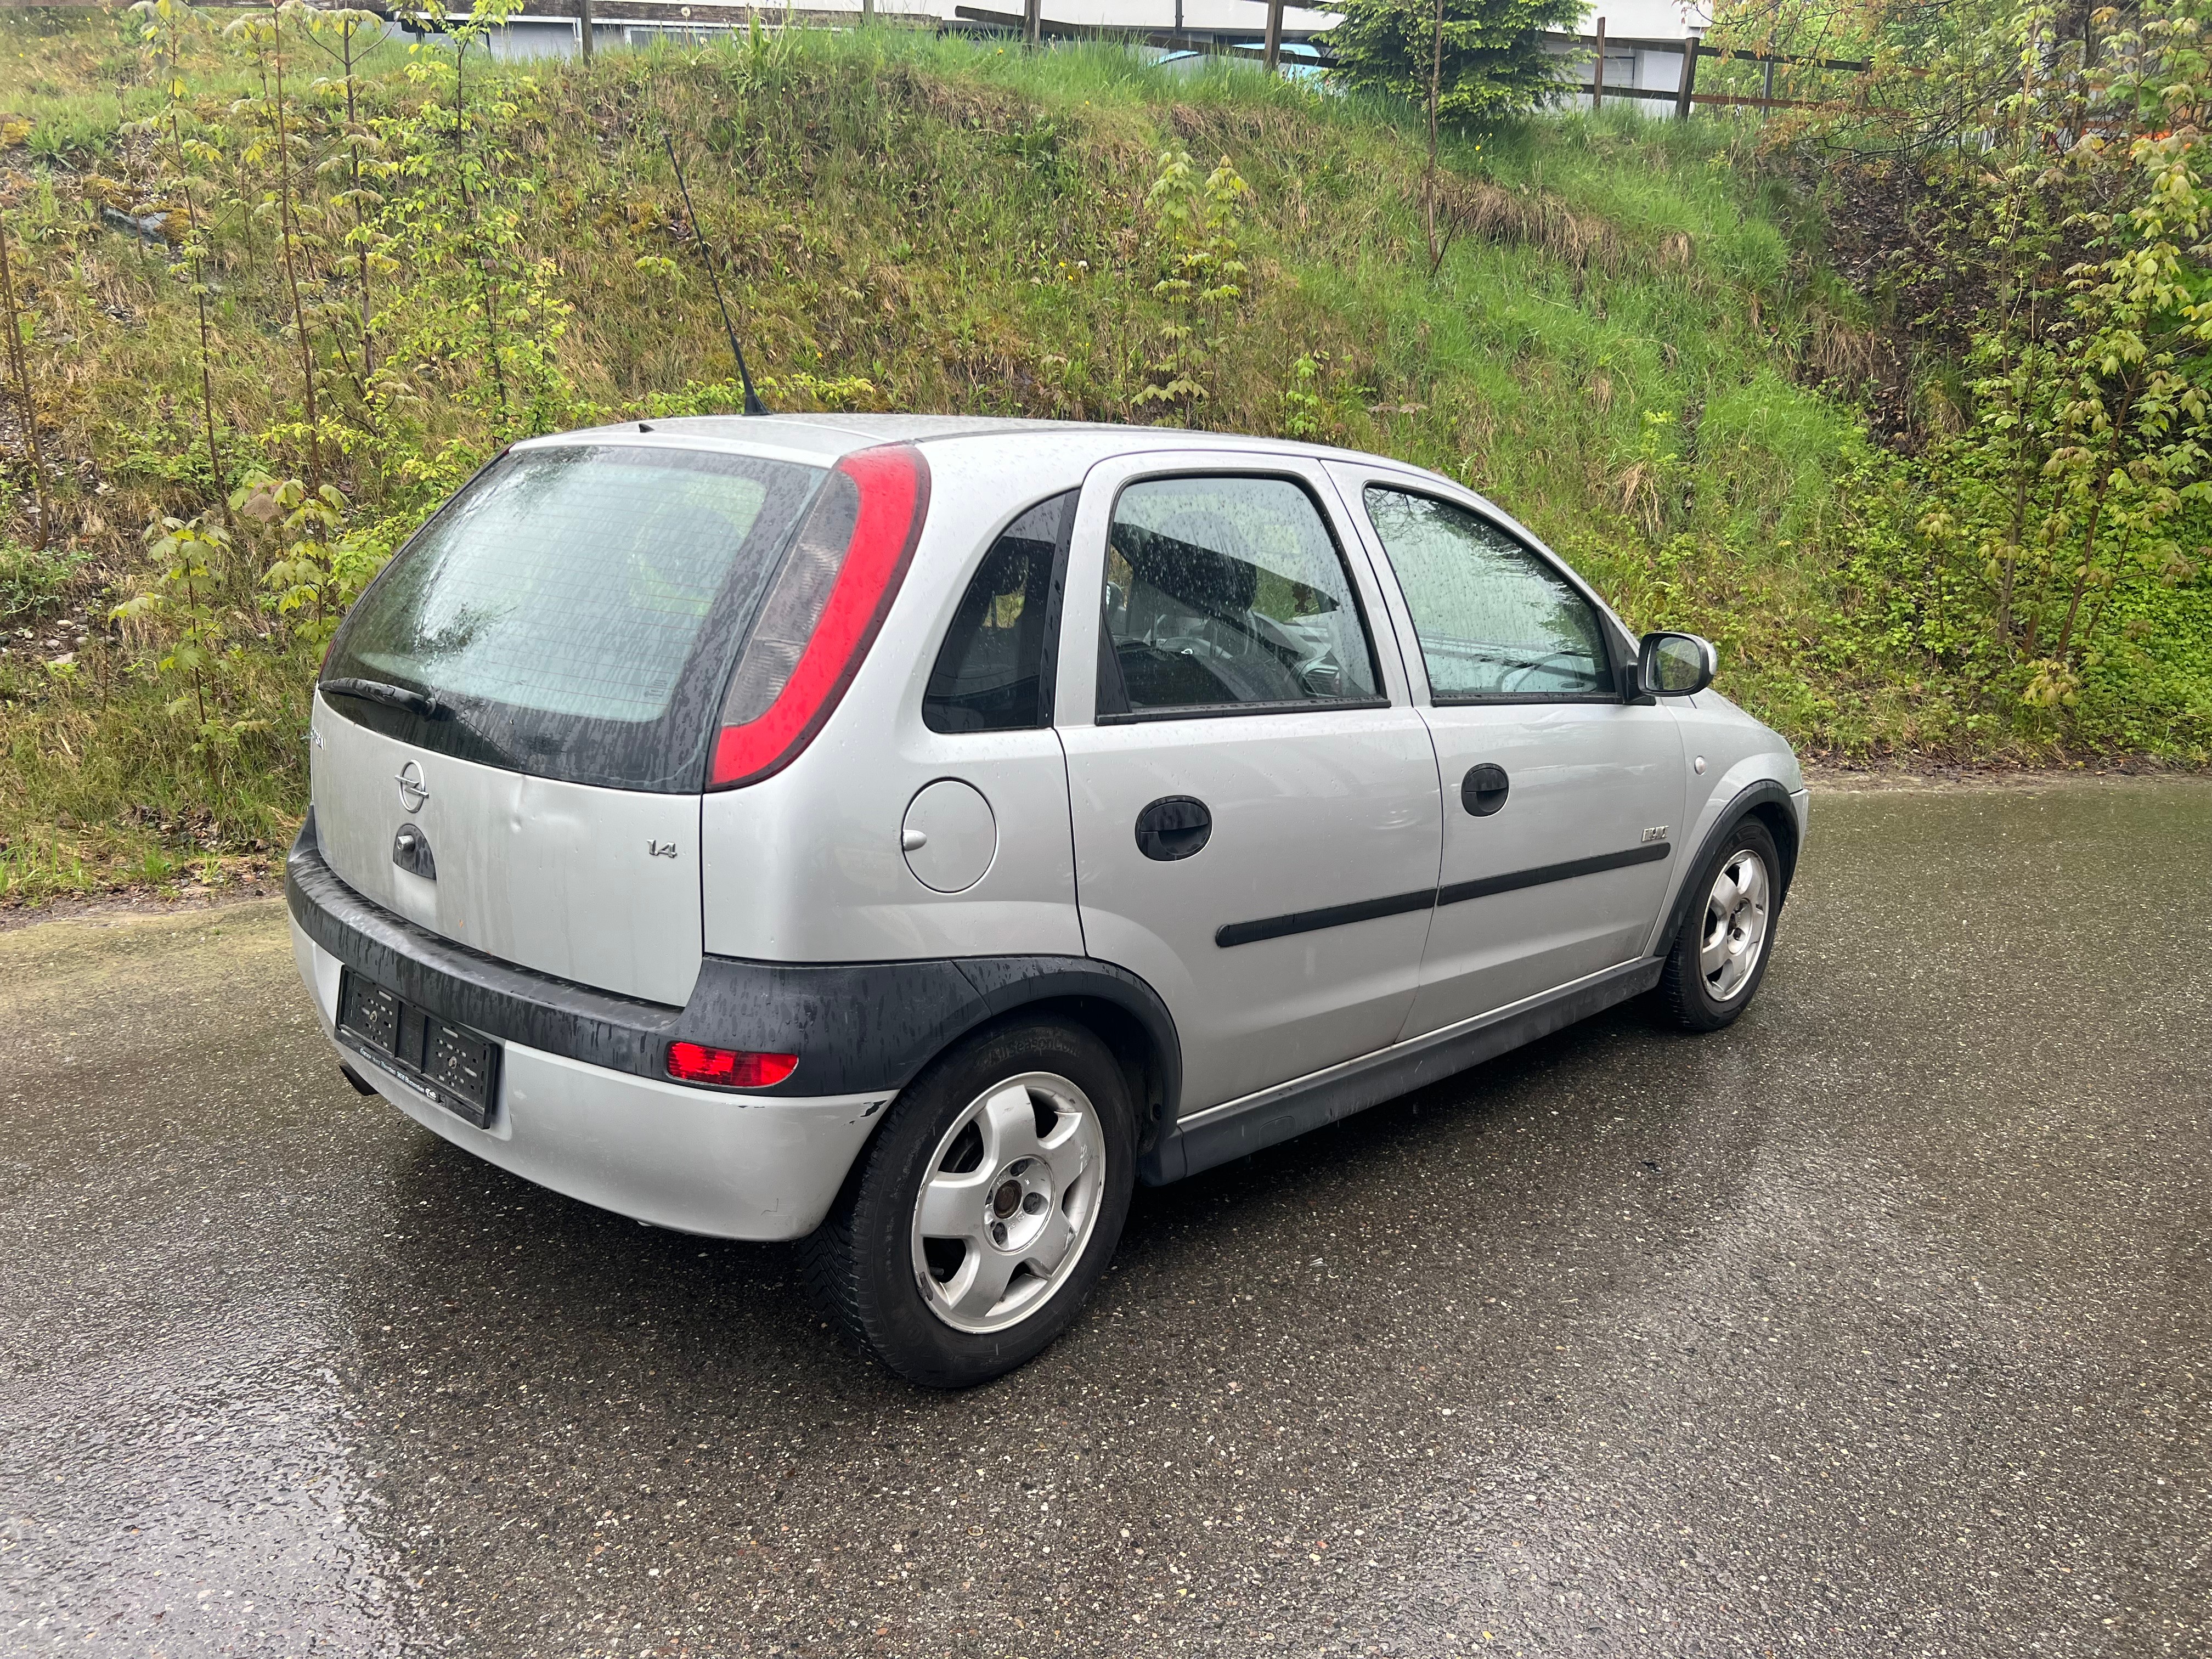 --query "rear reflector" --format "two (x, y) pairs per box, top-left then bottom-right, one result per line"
(666, 1042), (798, 1089)
(708, 443), (930, 789)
